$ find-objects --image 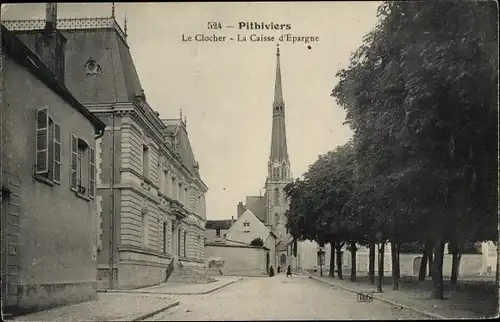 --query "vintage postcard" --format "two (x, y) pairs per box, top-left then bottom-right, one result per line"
(1, 1), (498, 320)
